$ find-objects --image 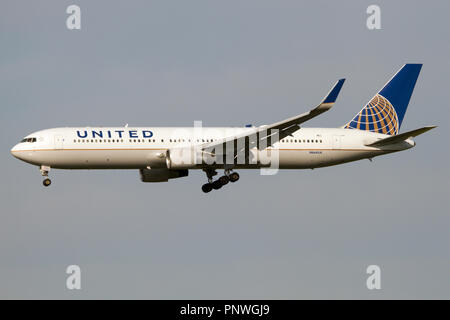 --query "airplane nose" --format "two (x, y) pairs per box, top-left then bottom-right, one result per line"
(11, 144), (22, 159)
